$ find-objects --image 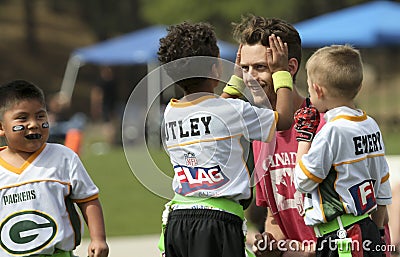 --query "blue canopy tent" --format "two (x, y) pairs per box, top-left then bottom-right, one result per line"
(294, 1), (400, 48)
(59, 25), (238, 101)
(59, 25), (238, 147)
